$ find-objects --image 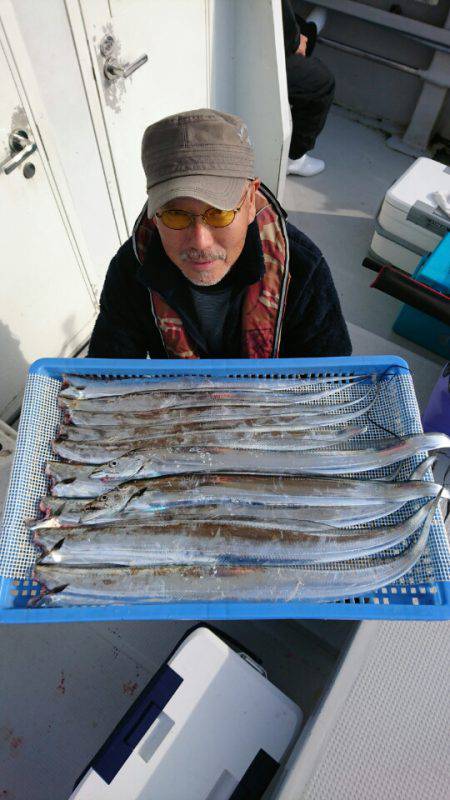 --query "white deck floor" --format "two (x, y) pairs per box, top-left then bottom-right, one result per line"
(0, 111), (448, 800)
